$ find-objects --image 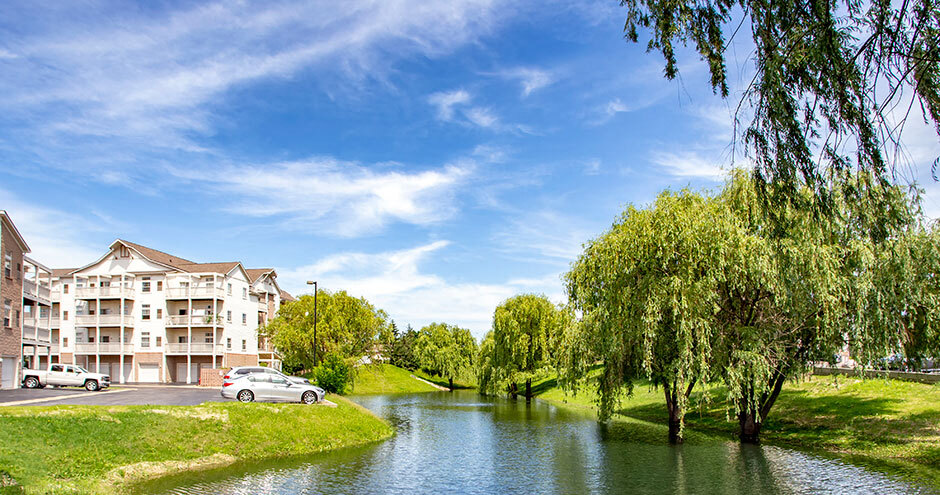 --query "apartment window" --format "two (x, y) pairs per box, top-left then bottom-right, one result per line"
(63, 284), (69, 294)
(227, 310), (232, 322)
(87, 335), (95, 343)
(141, 304), (151, 320)
(227, 283), (232, 295)
(227, 338), (232, 350)
(156, 336), (162, 347)
(3, 253), (11, 278)
(15, 309), (20, 322)
(242, 287), (247, 300)
(141, 278), (151, 293)
(101, 335), (110, 343)
(242, 313), (247, 325)
(242, 339), (246, 351)
(100, 280), (110, 288)
(2, 299), (10, 327)
(156, 309), (163, 319)
(63, 310), (69, 321)
(178, 335), (187, 344)
(63, 337), (68, 347)
(205, 332), (213, 344)
(157, 281), (163, 291)
(141, 332), (150, 348)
